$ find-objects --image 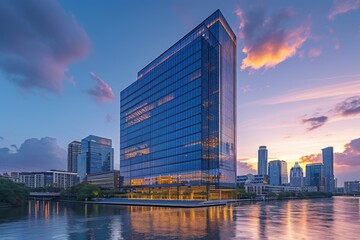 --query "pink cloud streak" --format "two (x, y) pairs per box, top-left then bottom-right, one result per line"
(87, 72), (115, 102)
(328, 0), (360, 20)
